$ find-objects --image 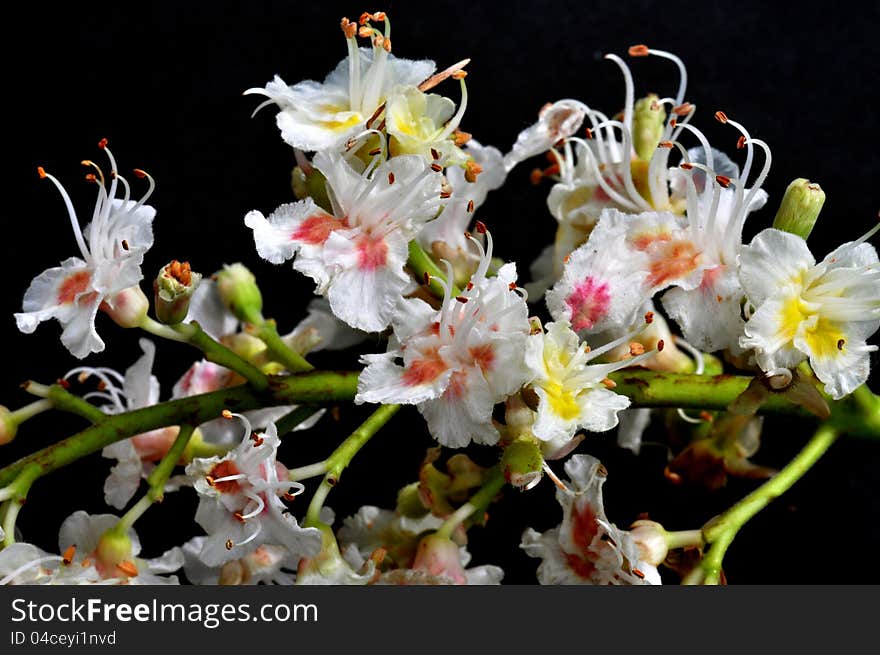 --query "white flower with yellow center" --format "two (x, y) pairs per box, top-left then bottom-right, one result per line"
(386, 79), (469, 167)
(738, 223), (880, 399)
(245, 13), (434, 152)
(524, 320), (659, 445)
